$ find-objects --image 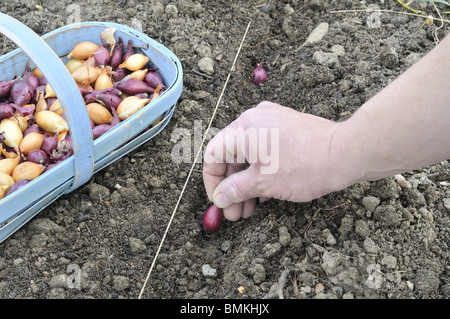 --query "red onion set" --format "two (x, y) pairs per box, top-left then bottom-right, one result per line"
(203, 204), (224, 235)
(0, 28), (166, 200)
(252, 63), (267, 85)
